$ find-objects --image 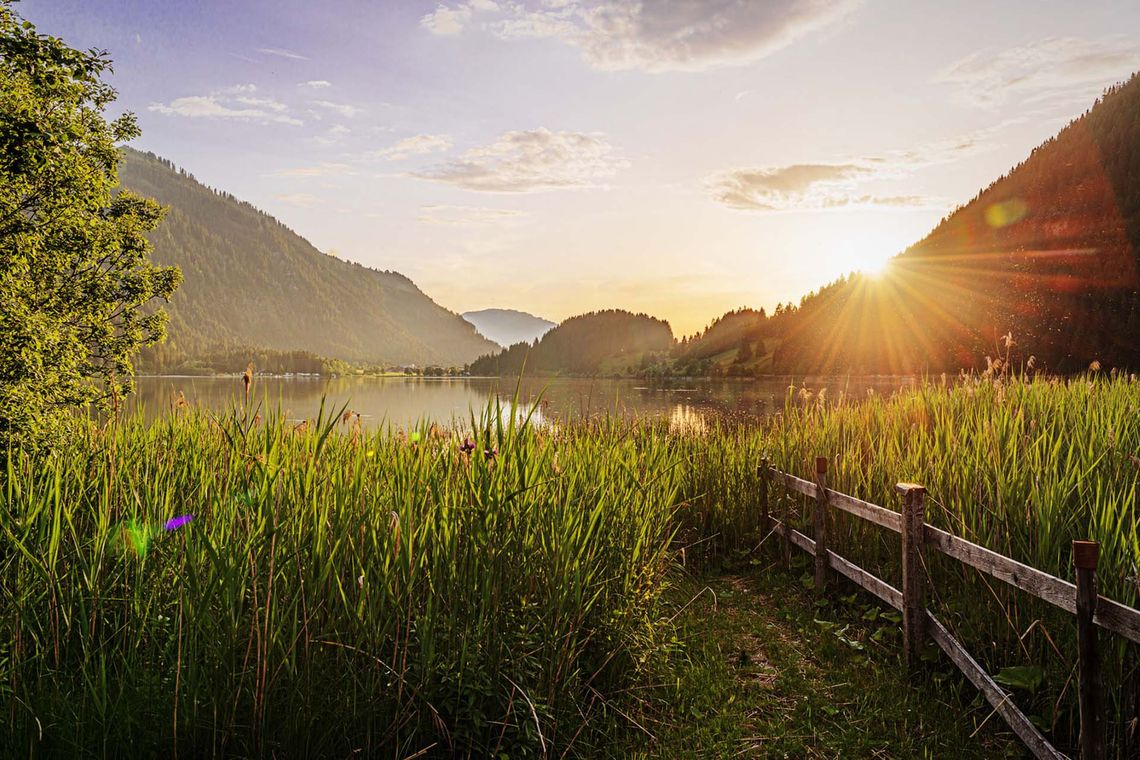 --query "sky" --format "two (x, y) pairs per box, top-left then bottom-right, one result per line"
(17, 0), (1140, 336)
